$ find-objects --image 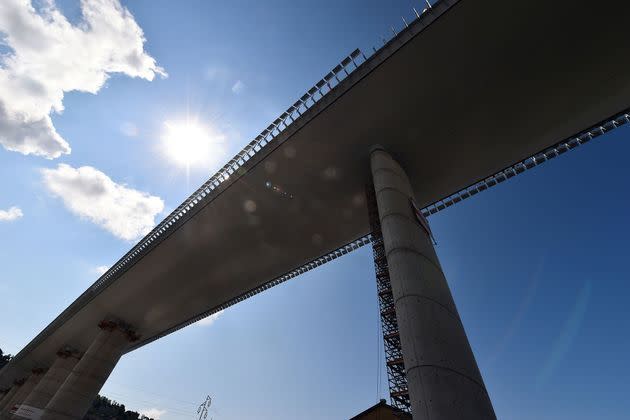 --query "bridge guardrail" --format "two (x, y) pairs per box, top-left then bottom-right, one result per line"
(14, 0), (629, 360)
